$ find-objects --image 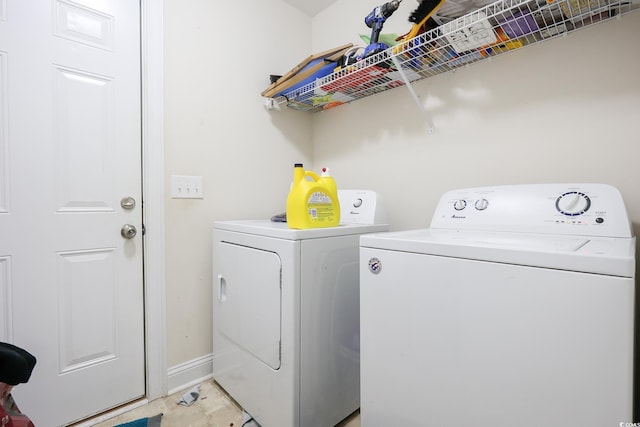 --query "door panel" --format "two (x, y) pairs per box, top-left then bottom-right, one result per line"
(0, 51), (6, 214)
(0, 1), (144, 425)
(53, 0), (115, 50)
(216, 242), (282, 370)
(0, 257), (10, 340)
(54, 65), (116, 212)
(57, 249), (118, 373)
